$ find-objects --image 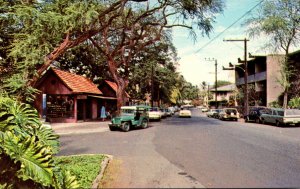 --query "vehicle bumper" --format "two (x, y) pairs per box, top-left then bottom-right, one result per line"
(108, 123), (121, 128)
(149, 116), (161, 120)
(179, 114), (191, 117)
